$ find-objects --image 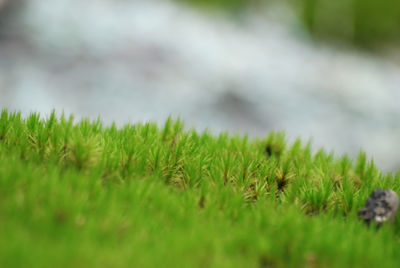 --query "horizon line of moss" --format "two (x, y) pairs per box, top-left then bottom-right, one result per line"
(1, 109), (399, 217)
